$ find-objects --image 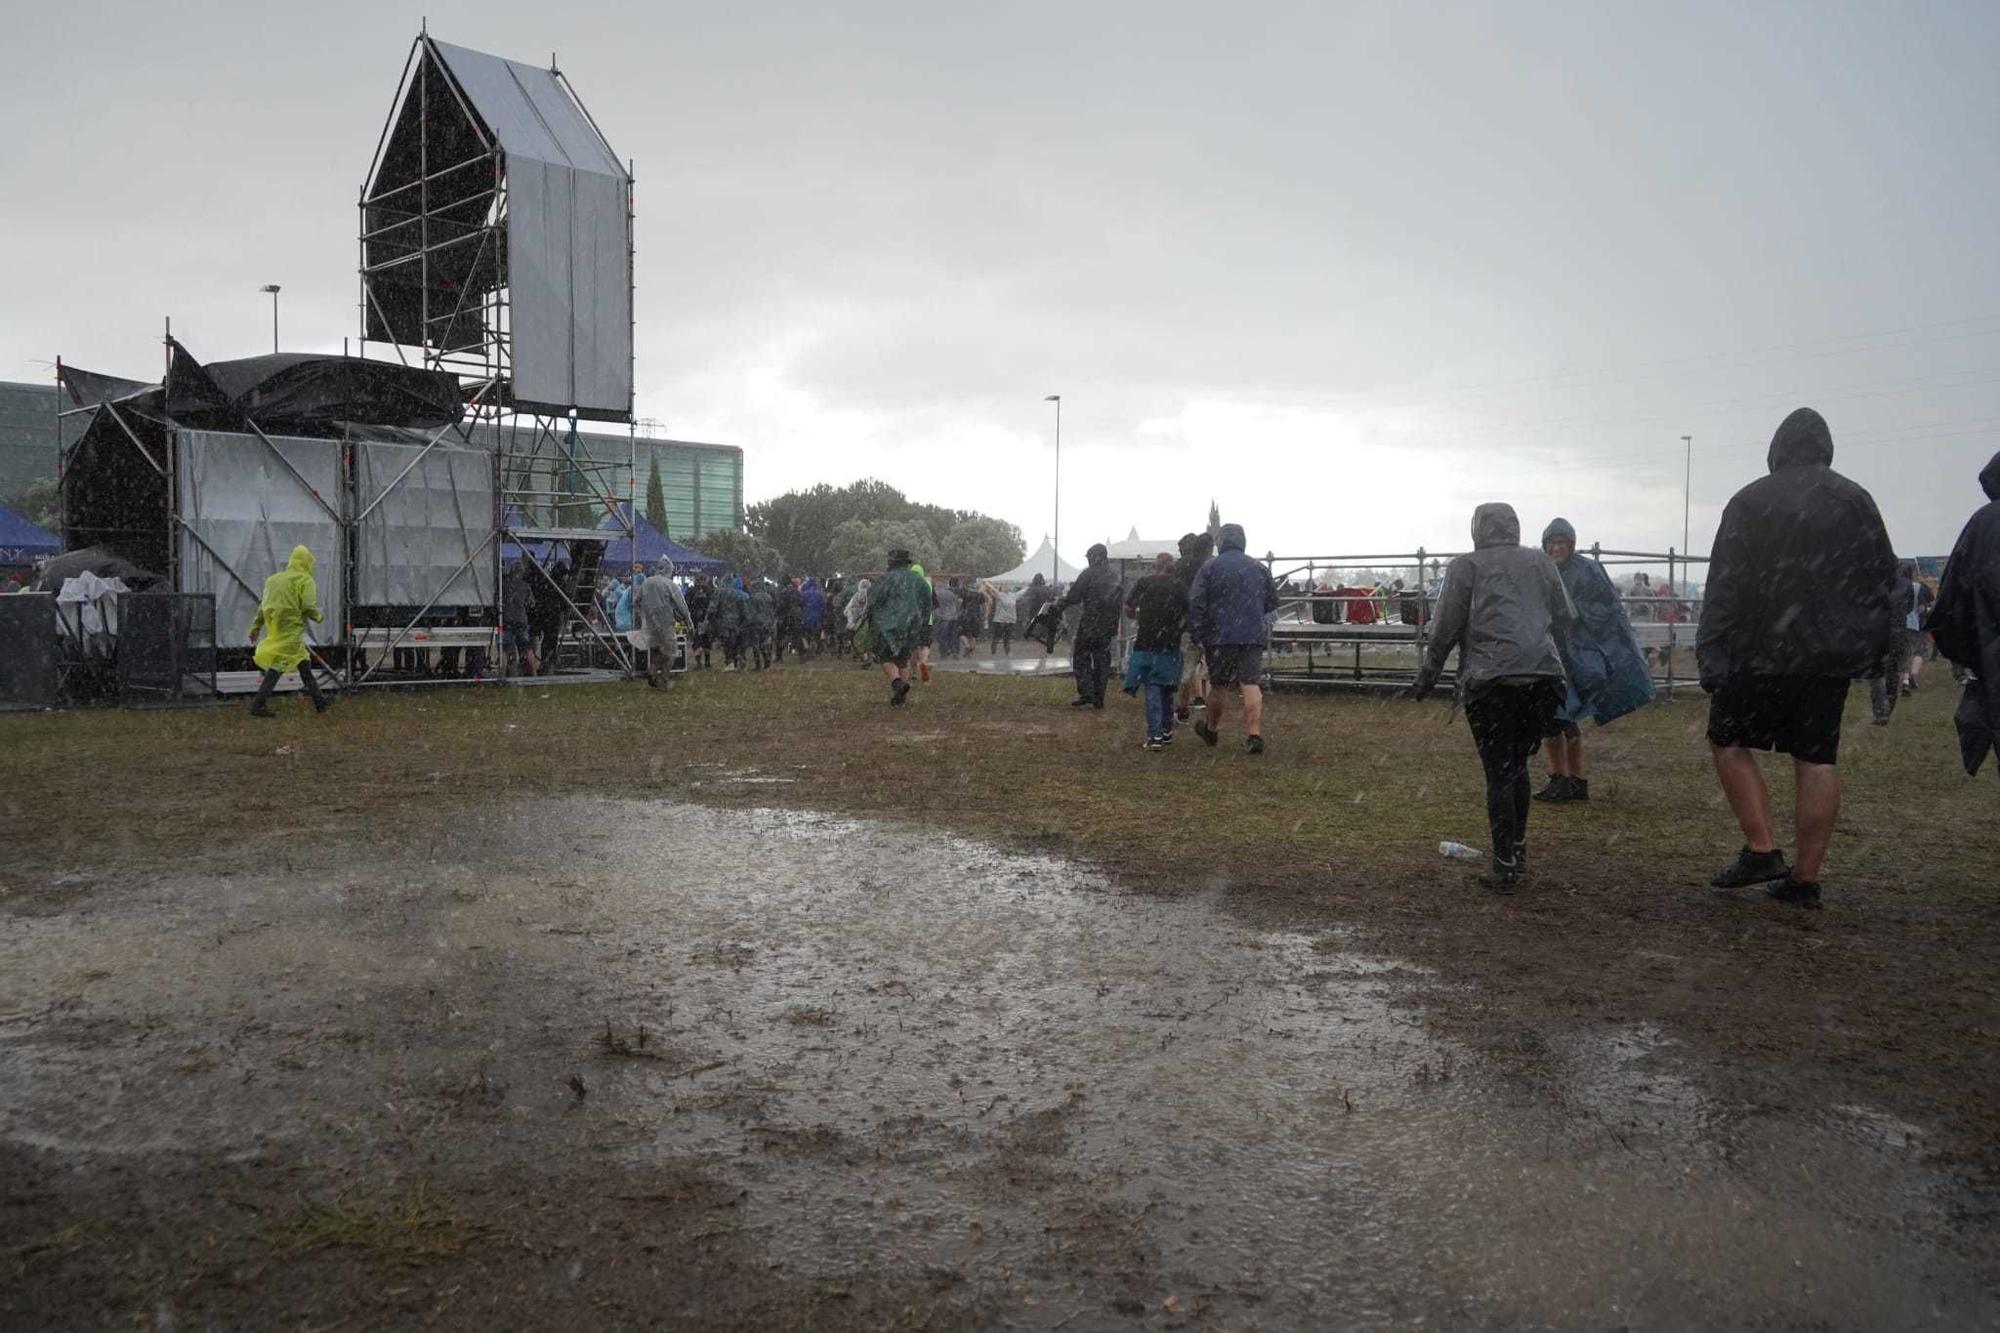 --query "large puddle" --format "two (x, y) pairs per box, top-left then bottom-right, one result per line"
(1, 798), (1991, 1327)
